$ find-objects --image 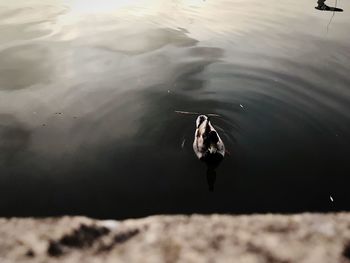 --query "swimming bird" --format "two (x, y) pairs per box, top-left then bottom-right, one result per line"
(193, 115), (225, 164)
